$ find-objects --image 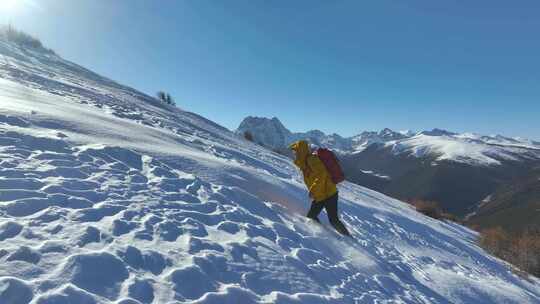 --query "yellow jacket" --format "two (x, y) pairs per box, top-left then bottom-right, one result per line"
(289, 140), (337, 203)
